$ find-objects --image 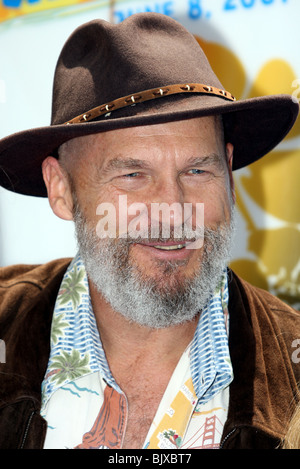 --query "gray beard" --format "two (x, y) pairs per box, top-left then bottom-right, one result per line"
(74, 206), (236, 329)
